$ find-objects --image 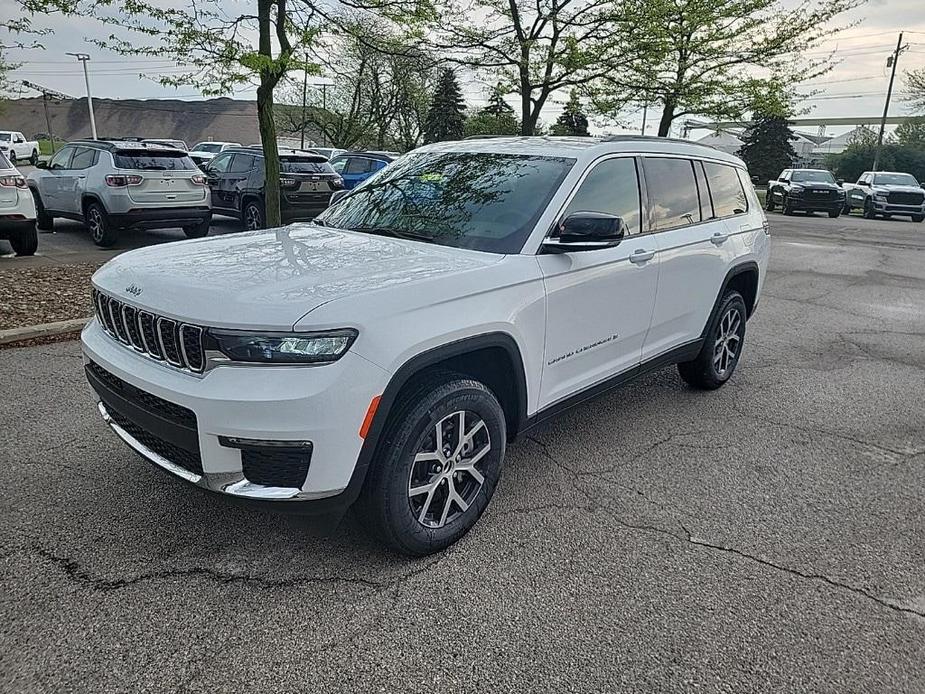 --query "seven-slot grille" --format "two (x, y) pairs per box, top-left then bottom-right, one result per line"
(92, 288), (206, 373)
(887, 191), (925, 206)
